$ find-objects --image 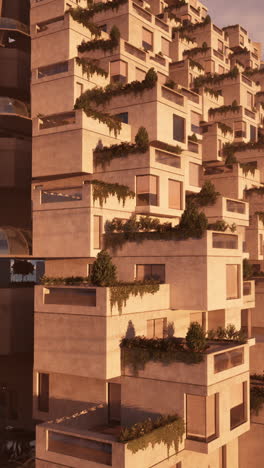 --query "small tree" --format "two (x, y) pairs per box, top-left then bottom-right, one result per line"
(12, 260), (34, 278)
(178, 202), (208, 239)
(186, 322), (207, 352)
(90, 250), (117, 286)
(135, 127), (149, 151)
(243, 258), (254, 280)
(144, 67), (158, 88)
